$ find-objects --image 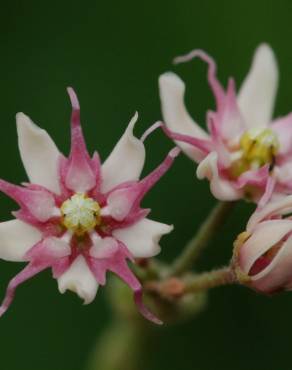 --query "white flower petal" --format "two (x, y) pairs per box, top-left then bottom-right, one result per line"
(247, 195), (292, 231)
(197, 152), (242, 200)
(16, 113), (61, 194)
(0, 220), (41, 261)
(251, 236), (292, 292)
(113, 218), (173, 258)
(57, 255), (98, 304)
(159, 72), (209, 161)
(237, 44), (278, 129)
(101, 112), (145, 193)
(240, 219), (292, 274)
